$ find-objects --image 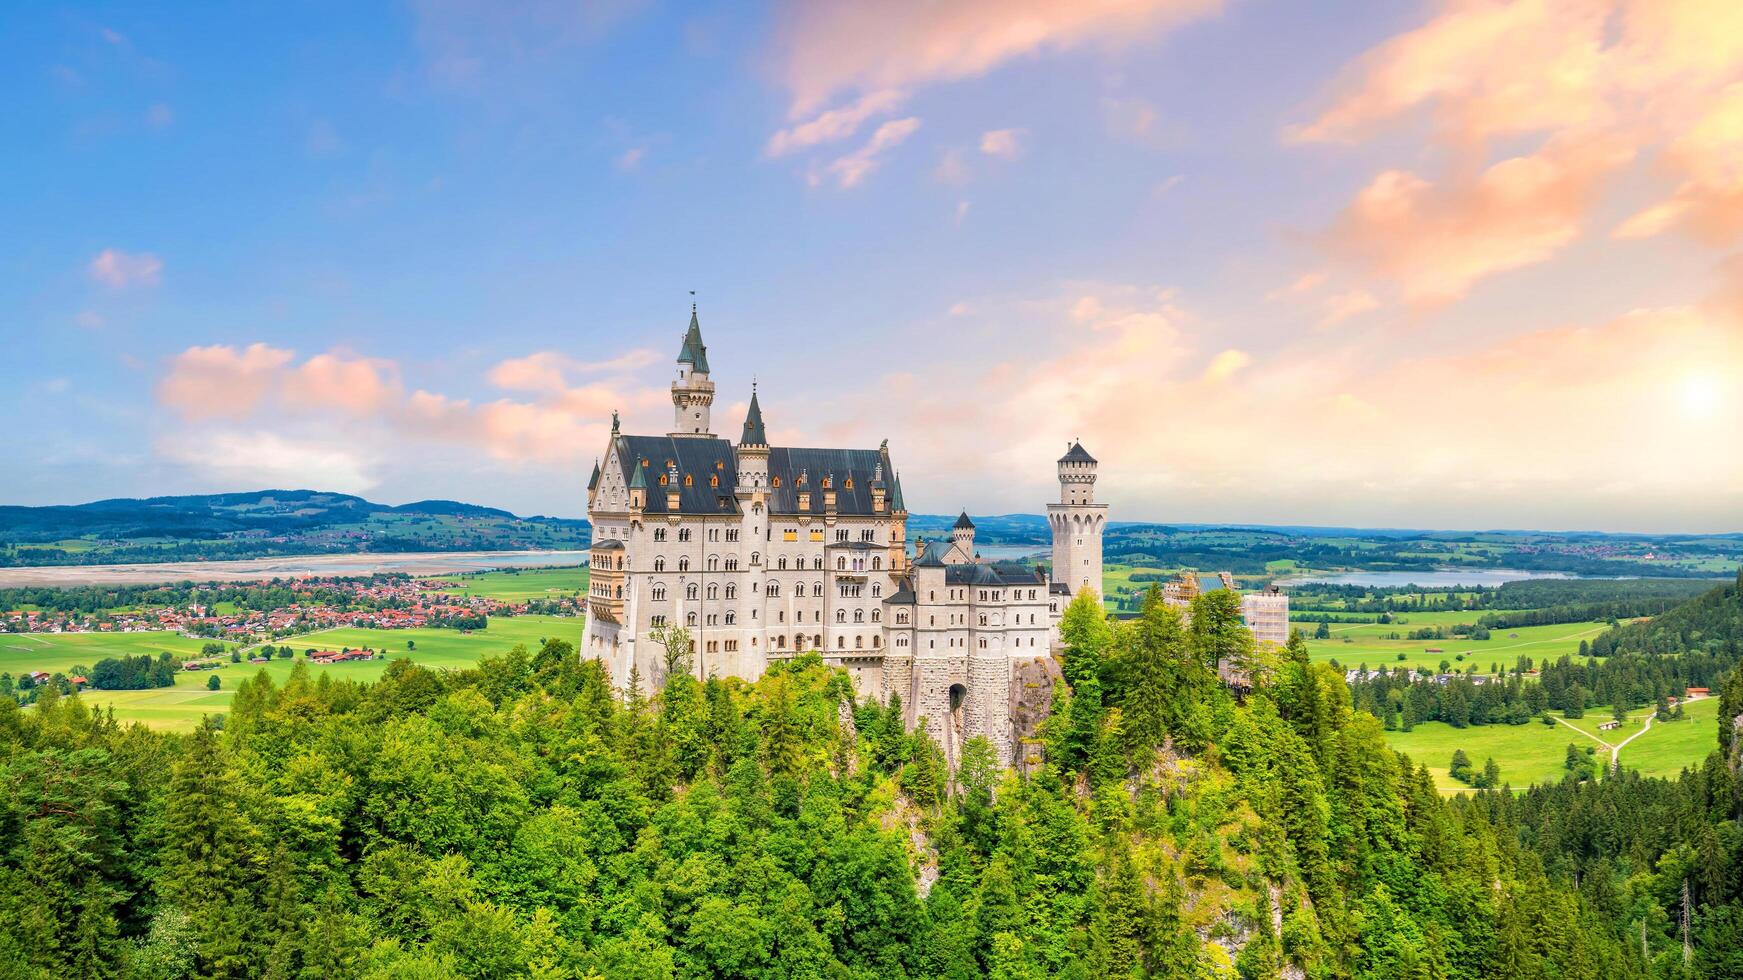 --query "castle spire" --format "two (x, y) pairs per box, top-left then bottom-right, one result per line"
(740, 385), (767, 445)
(677, 306), (709, 374)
